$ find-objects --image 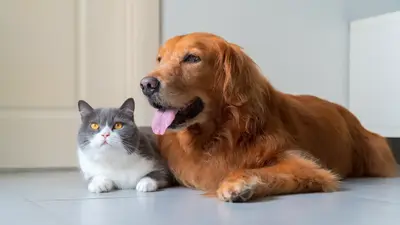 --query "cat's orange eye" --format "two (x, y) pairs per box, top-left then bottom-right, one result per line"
(90, 123), (99, 130)
(113, 122), (123, 130)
